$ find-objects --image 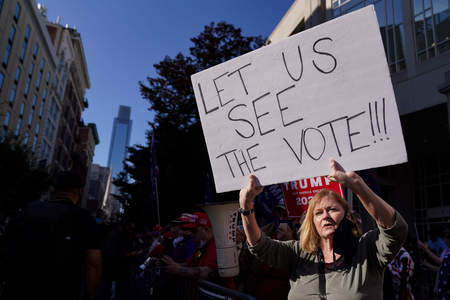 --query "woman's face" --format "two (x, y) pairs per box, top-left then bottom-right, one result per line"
(313, 196), (345, 239)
